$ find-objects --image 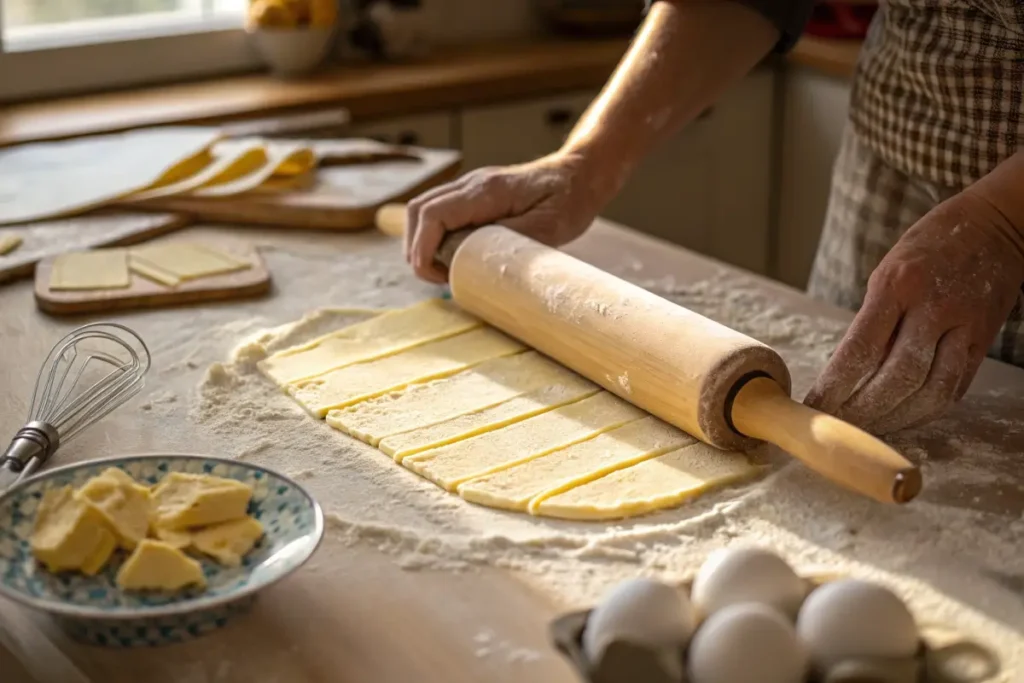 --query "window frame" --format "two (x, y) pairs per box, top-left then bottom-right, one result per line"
(0, 2), (262, 102)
